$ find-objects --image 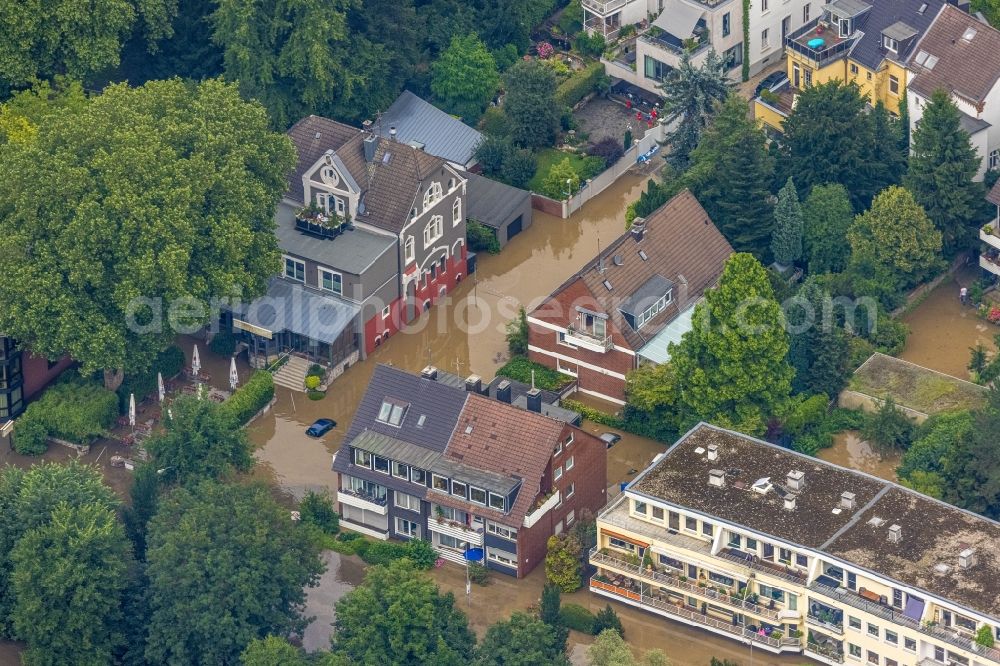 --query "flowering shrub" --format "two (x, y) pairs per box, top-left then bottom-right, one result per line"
(536, 41), (554, 59)
(988, 307), (1000, 324)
